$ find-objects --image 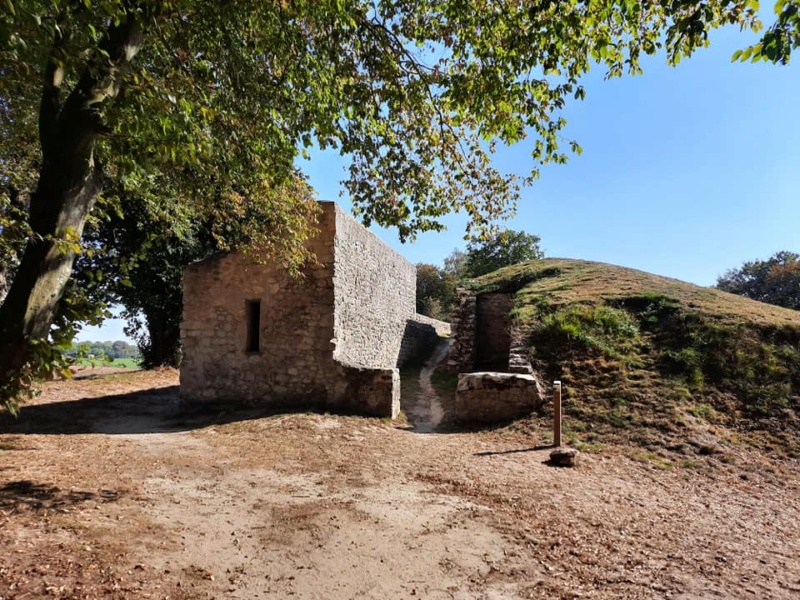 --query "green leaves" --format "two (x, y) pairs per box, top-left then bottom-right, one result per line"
(1, 0), (781, 252)
(716, 251), (800, 310)
(732, 1), (799, 64)
(464, 229), (545, 278)
(0, 1), (791, 399)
